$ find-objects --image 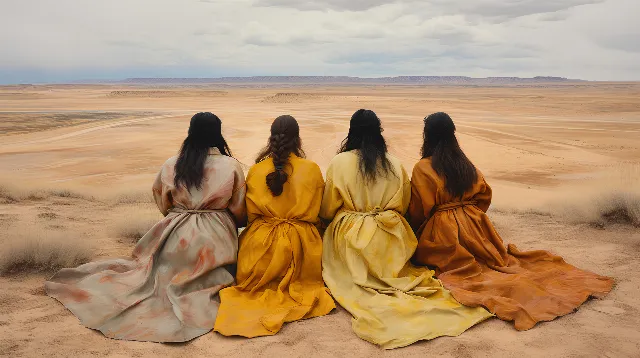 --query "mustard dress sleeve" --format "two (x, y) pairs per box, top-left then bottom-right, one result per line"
(320, 164), (344, 221)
